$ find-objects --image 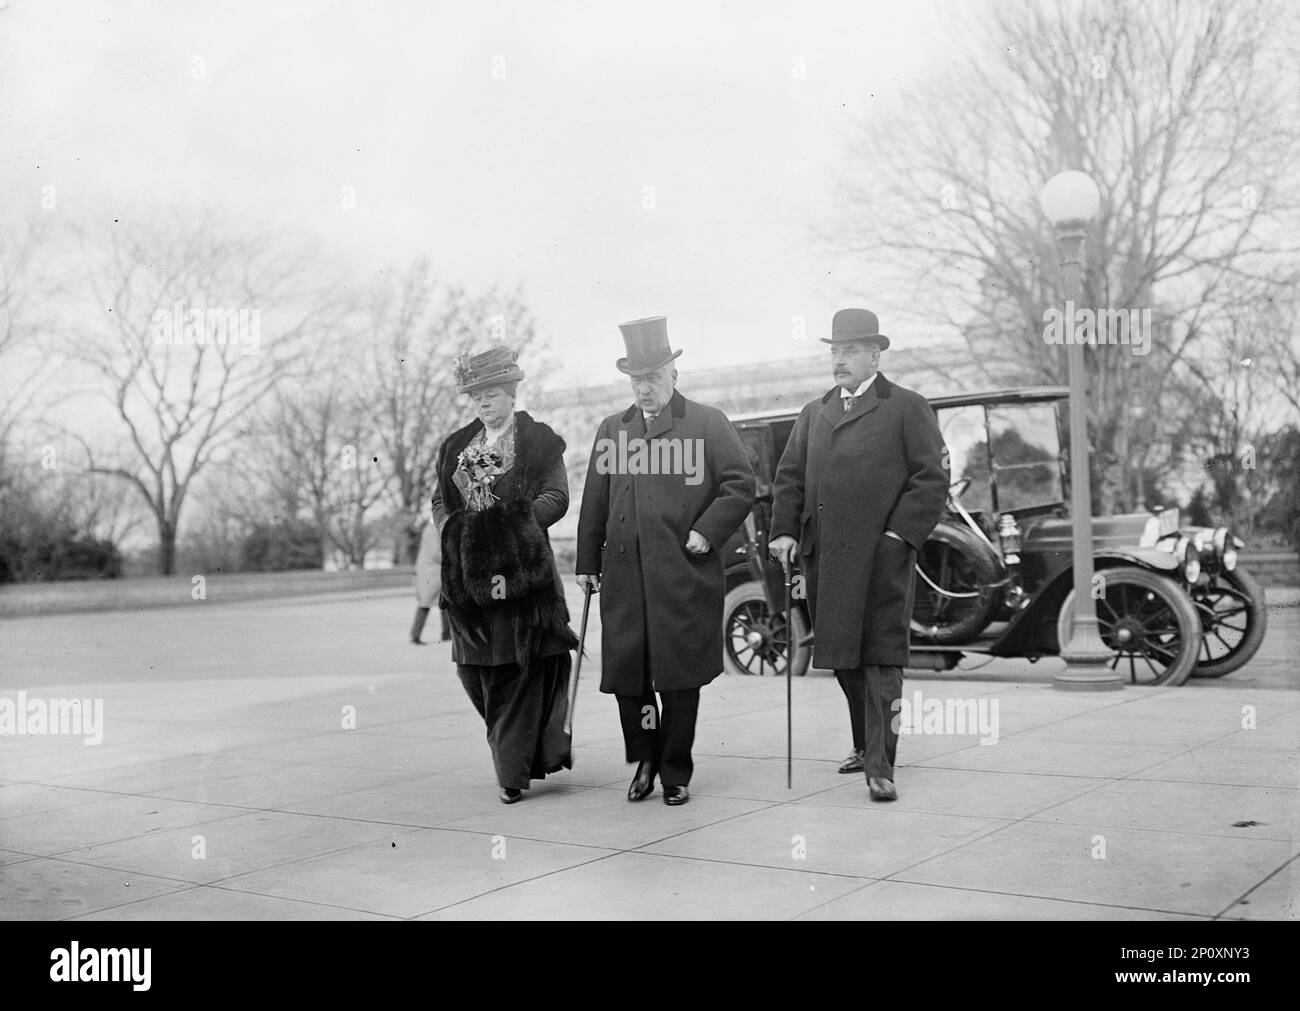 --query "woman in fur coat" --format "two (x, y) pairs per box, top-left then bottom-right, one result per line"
(431, 346), (578, 804)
